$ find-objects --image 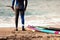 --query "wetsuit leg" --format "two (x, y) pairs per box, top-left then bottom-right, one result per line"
(15, 9), (19, 31)
(20, 11), (25, 31)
